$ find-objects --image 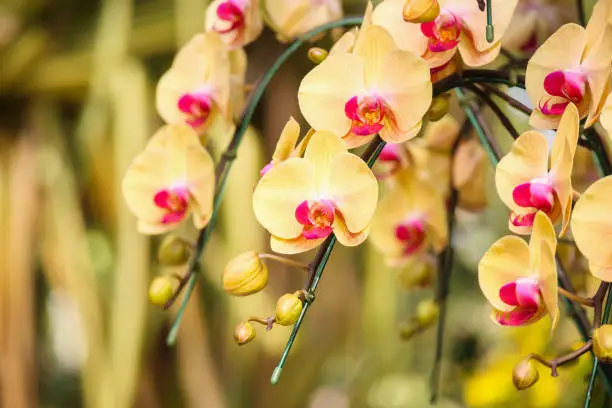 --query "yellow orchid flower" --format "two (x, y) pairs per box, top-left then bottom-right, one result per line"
(501, 0), (561, 55)
(122, 124), (215, 235)
(495, 103), (579, 235)
(205, 0), (263, 49)
(298, 24), (432, 148)
(265, 0), (342, 43)
(252, 129), (378, 254)
(372, 0), (519, 70)
(479, 211), (559, 328)
(369, 169), (447, 264)
(259, 117), (314, 176)
(570, 175), (612, 282)
(156, 32), (232, 136)
(328, 2), (373, 56)
(526, 2), (612, 129)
